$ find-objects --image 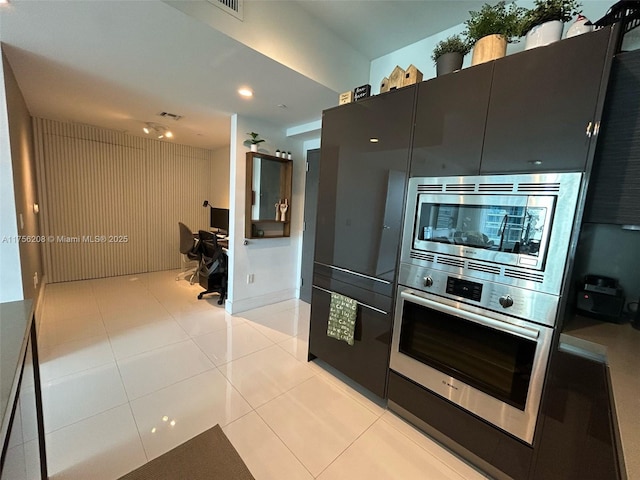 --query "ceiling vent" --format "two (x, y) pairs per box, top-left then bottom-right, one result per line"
(157, 112), (183, 121)
(207, 0), (244, 20)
